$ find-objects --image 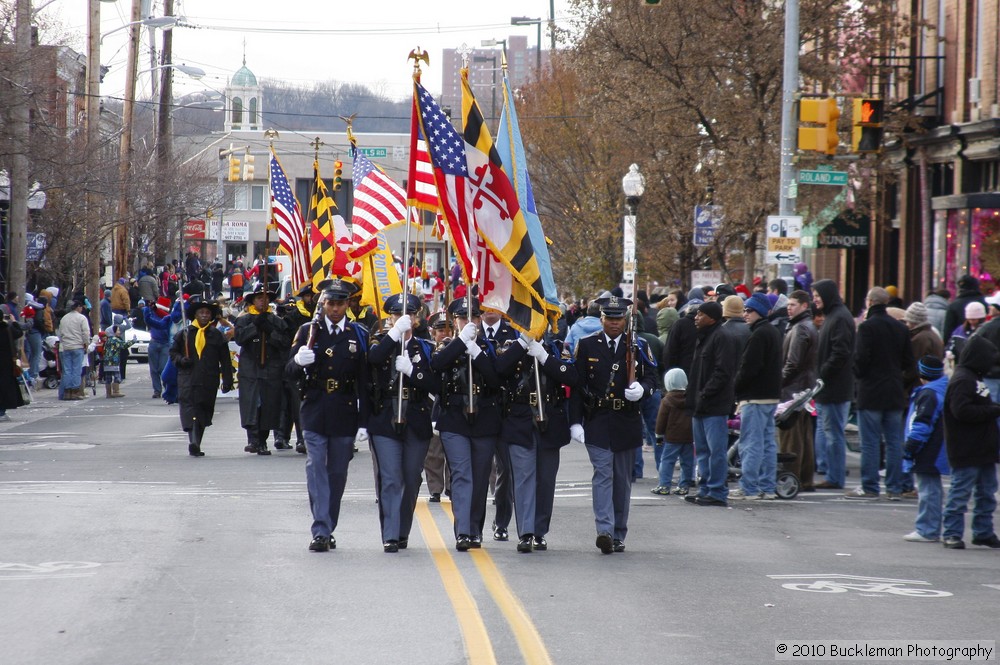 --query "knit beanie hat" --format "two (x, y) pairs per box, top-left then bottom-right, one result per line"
(918, 355), (945, 380)
(722, 295), (745, 318)
(965, 302), (987, 320)
(697, 301), (723, 321)
(745, 292), (772, 318)
(905, 301), (928, 325)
